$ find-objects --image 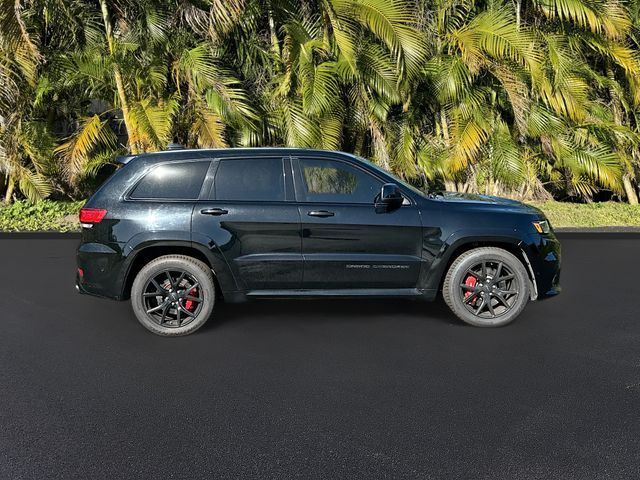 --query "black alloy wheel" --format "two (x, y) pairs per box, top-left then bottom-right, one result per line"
(142, 270), (204, 328)
(443, 247), (530, 327)
(131, 255), (216, 336)
(459, 260), (519, 319)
